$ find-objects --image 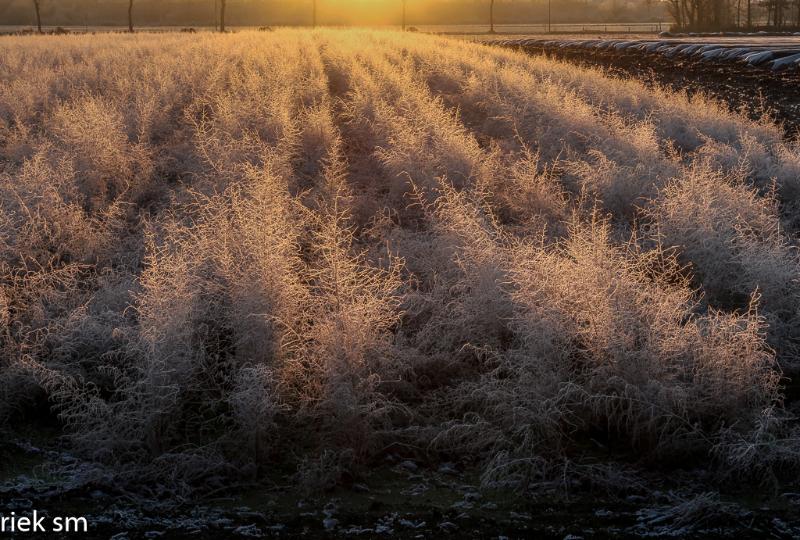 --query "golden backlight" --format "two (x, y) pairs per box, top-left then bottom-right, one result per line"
(313, 0), (430, 26)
